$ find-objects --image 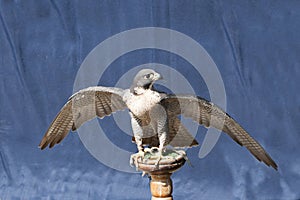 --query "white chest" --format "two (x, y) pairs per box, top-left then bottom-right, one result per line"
(124, 89), (161, 117)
